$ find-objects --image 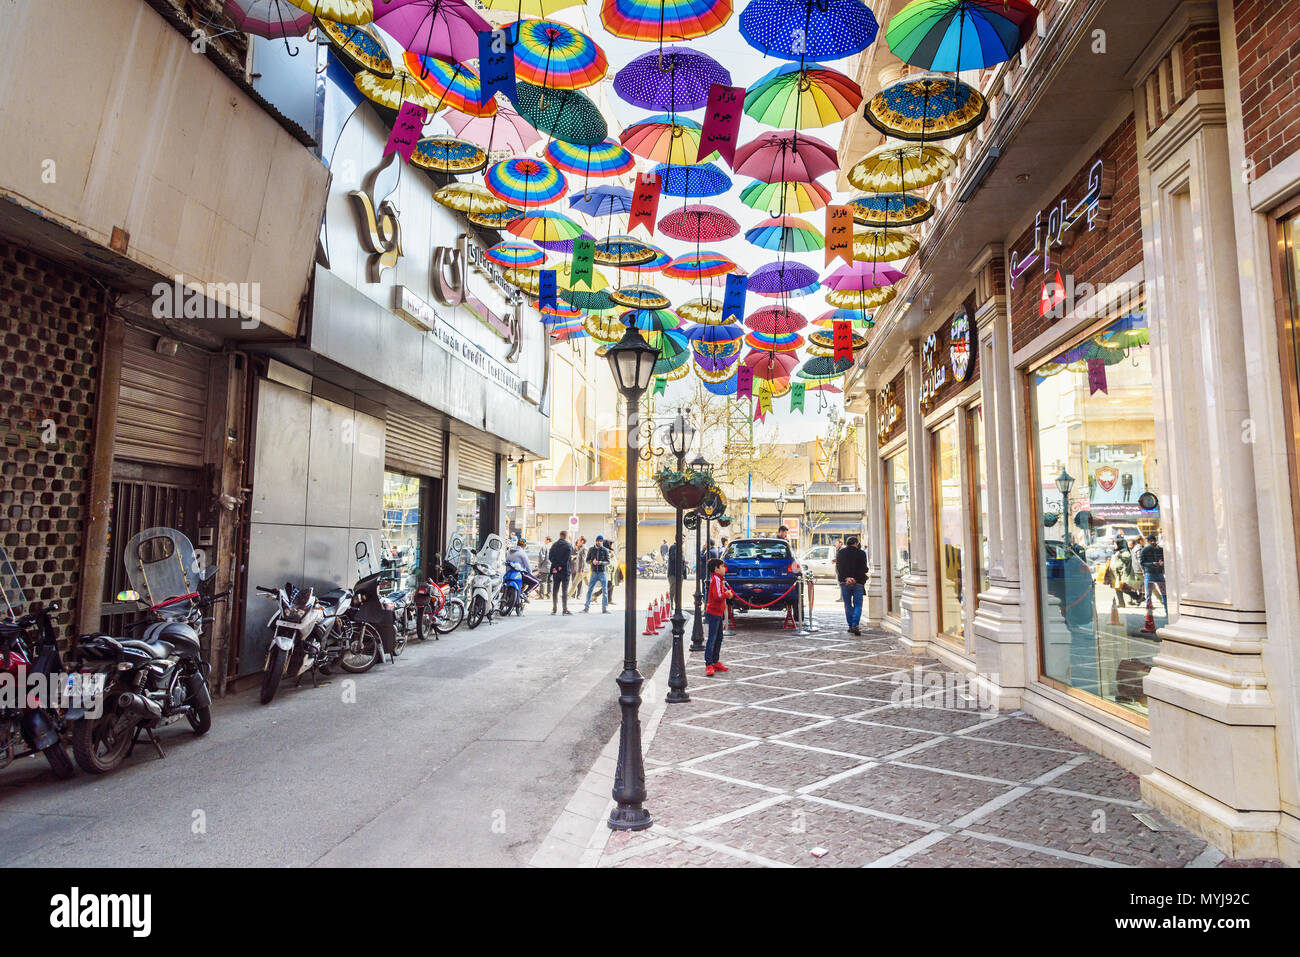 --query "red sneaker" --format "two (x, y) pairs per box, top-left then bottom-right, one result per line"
(705, 665), (715, 677)
(712, 662), (729, 672)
